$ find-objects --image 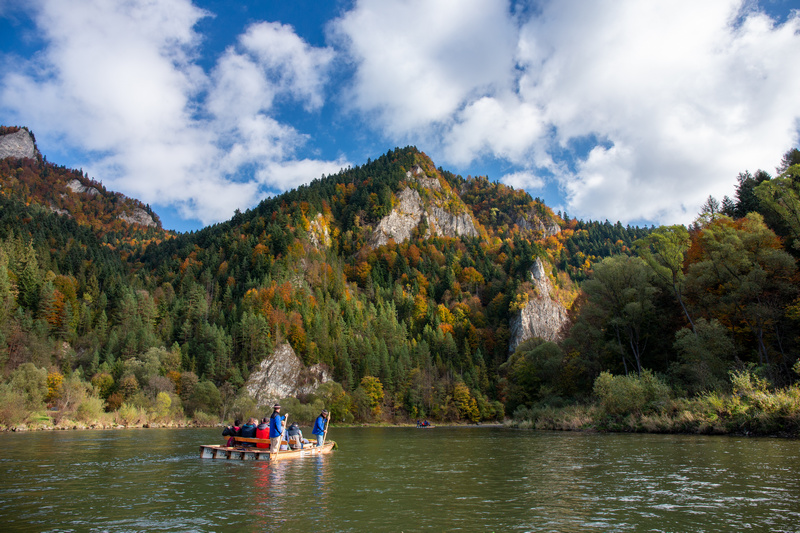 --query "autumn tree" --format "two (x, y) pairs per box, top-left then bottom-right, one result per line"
(582, 255), (659, 376)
